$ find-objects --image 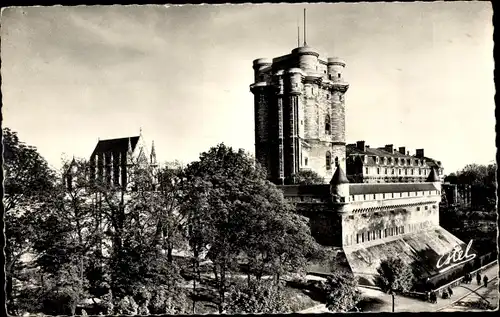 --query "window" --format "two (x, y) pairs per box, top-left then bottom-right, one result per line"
(373, 194), (376, 200)
(401, 226), (405, 234)
(378, 230), (382, 239)
(356, 234), (361, 244)
(305, 157), (308, 166)
(399, 169), (402, 175)
(363, 194), (366, 200)
(384, 228), (388, 237)
(383, 193), (385, 199)
(338, 73), (341, 78)
(384, 157), (388, 165)
(326, 152), (332, 170)
(329, 74), (332, 80)
(377, 168), (380, 174)
(385, 168), (388, 174)
(419, 168), (421, 175)
(425, 206), (428, 210)
(392, 169), (395, 175)
(325, 115), (331, 134)
(376, 156), (380, 164)
(411, 169), (414, 175)
(365, 167), (369, 174)
(335, 156), (339, 167)
(405, 169), (408, 175)
(367, 232), (371, 241)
